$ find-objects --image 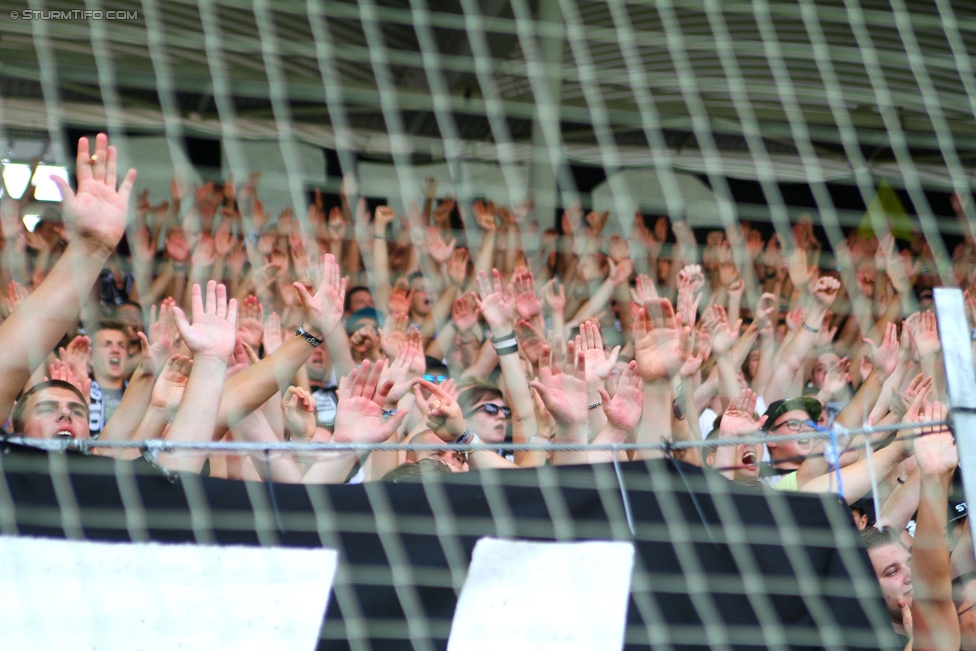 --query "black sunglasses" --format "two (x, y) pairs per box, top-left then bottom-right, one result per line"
(467, 403), (512, 419)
